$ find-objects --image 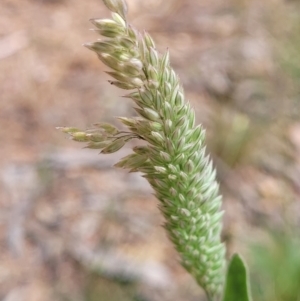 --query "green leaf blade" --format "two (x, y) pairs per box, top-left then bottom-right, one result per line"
(222, 254), (252, 301)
